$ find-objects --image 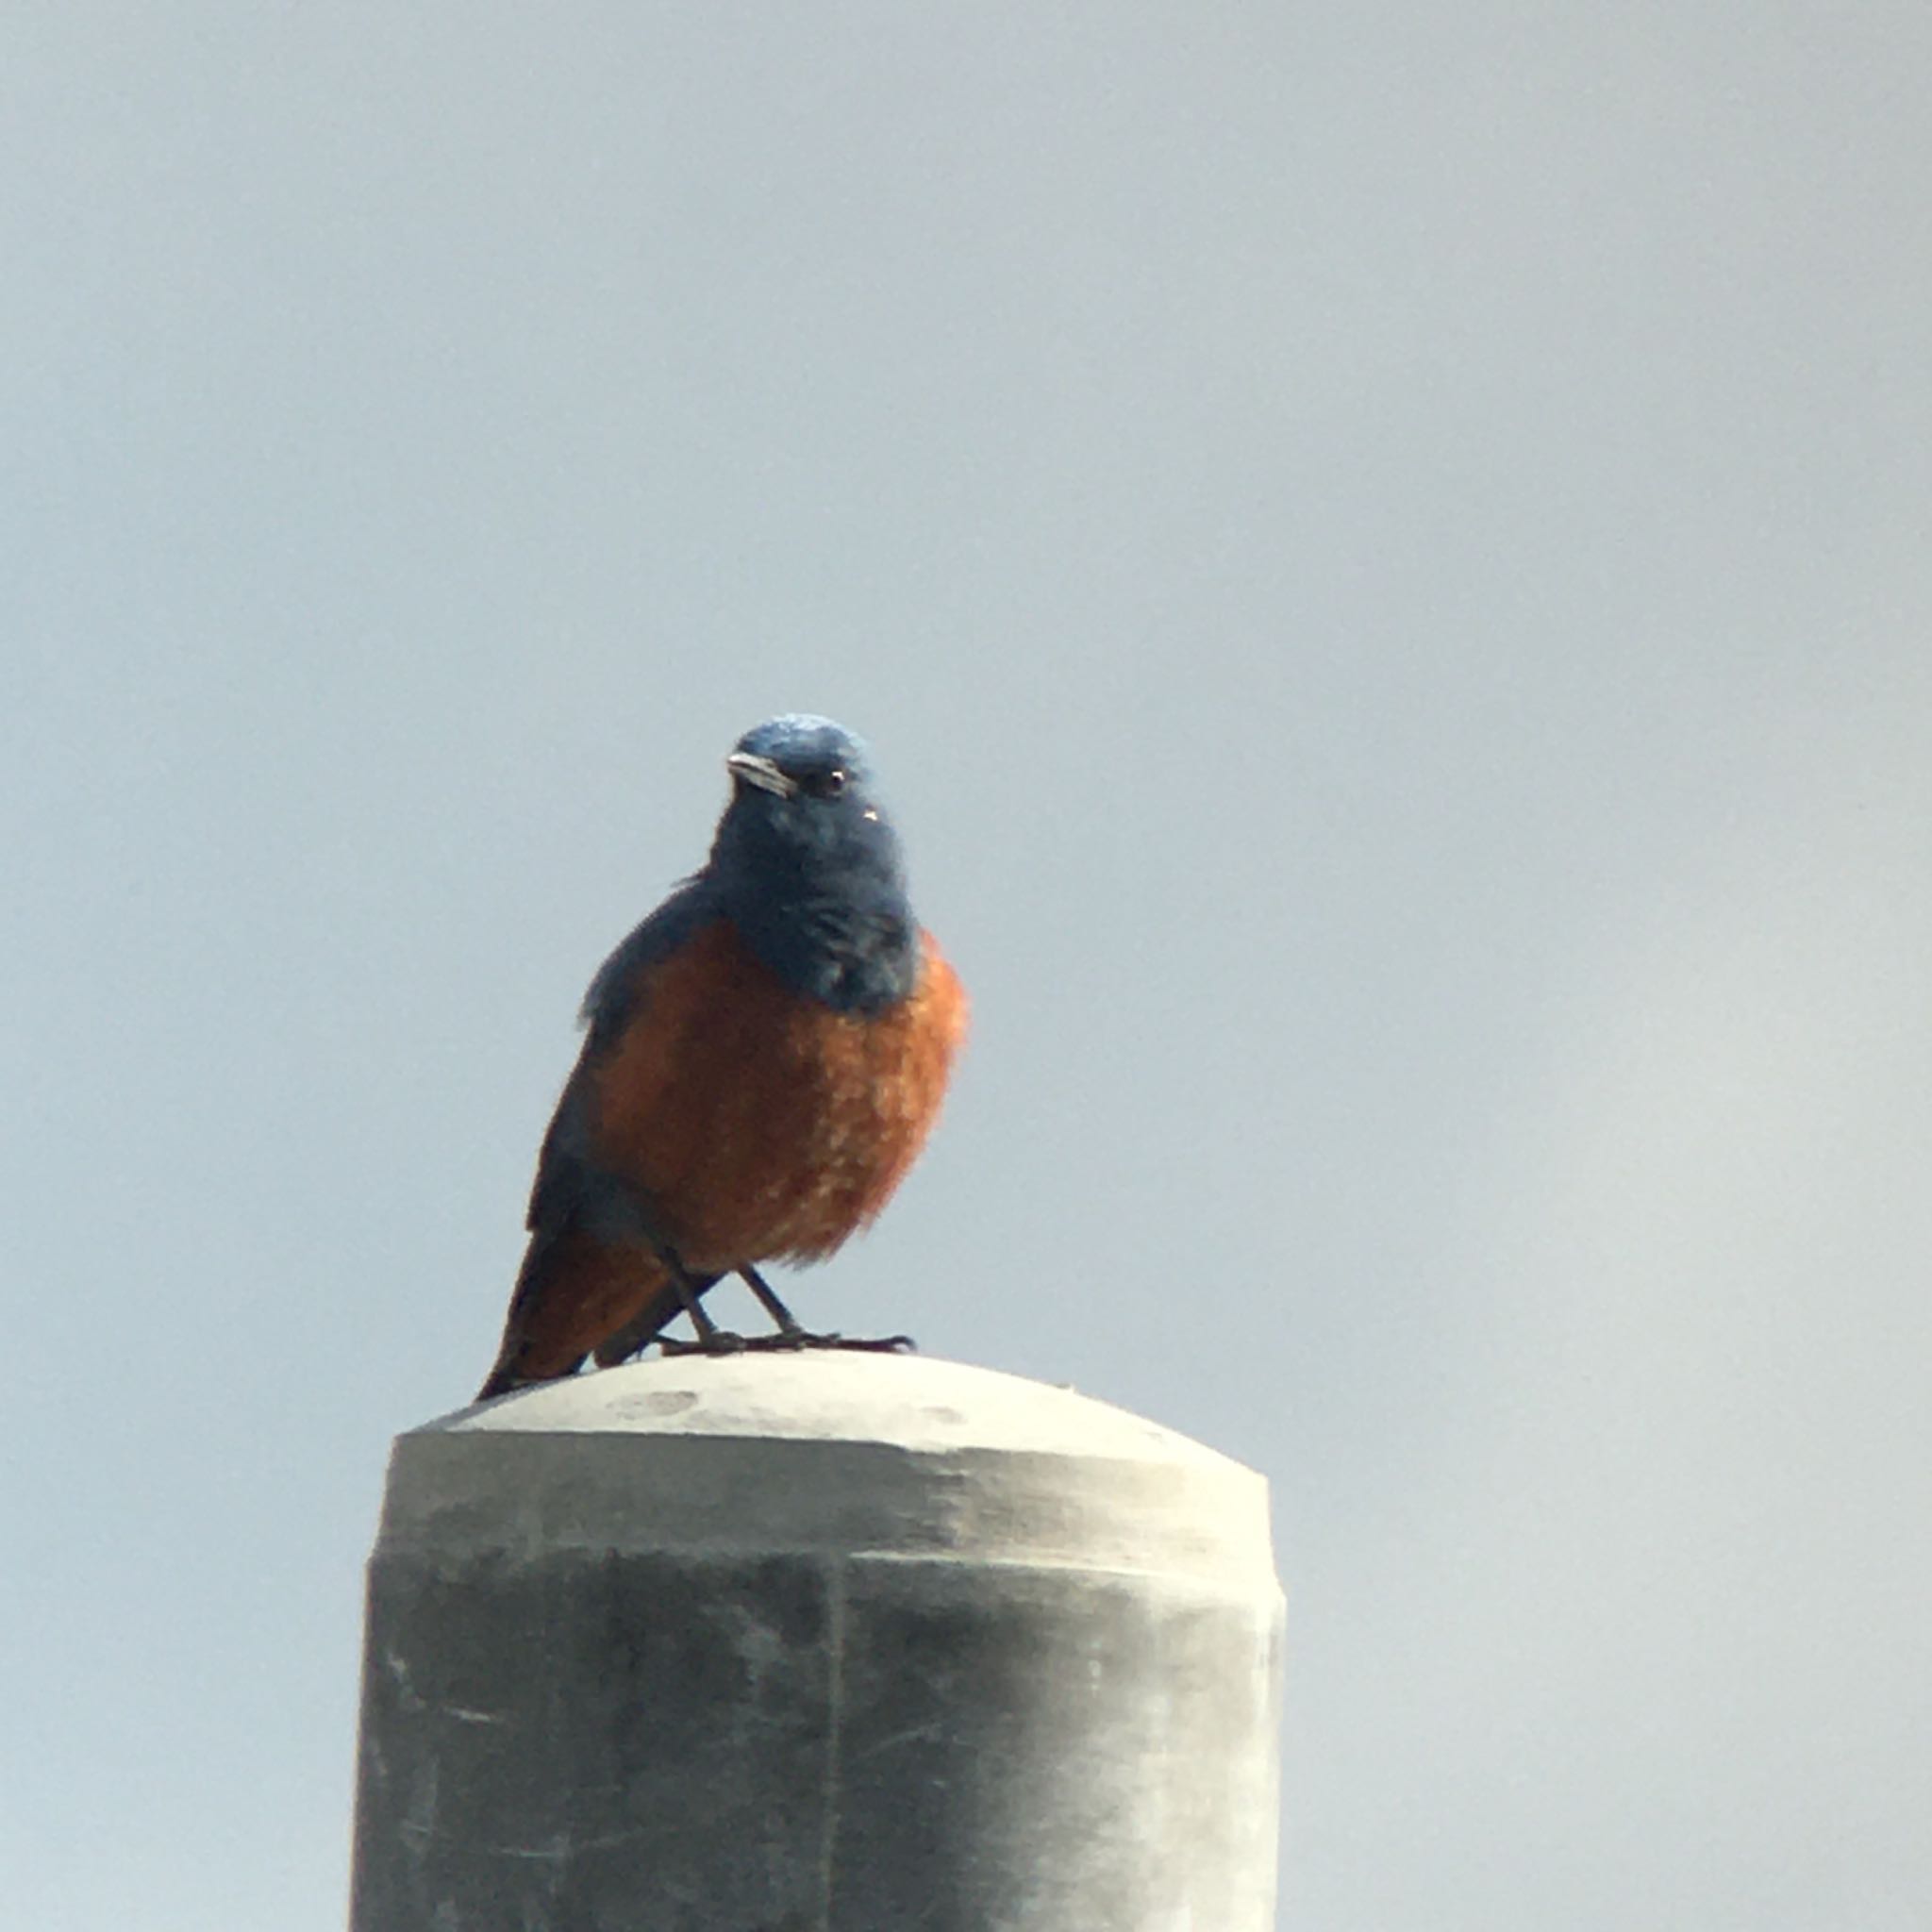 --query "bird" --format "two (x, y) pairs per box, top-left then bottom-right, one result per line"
(475, 714), (967, 1401)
